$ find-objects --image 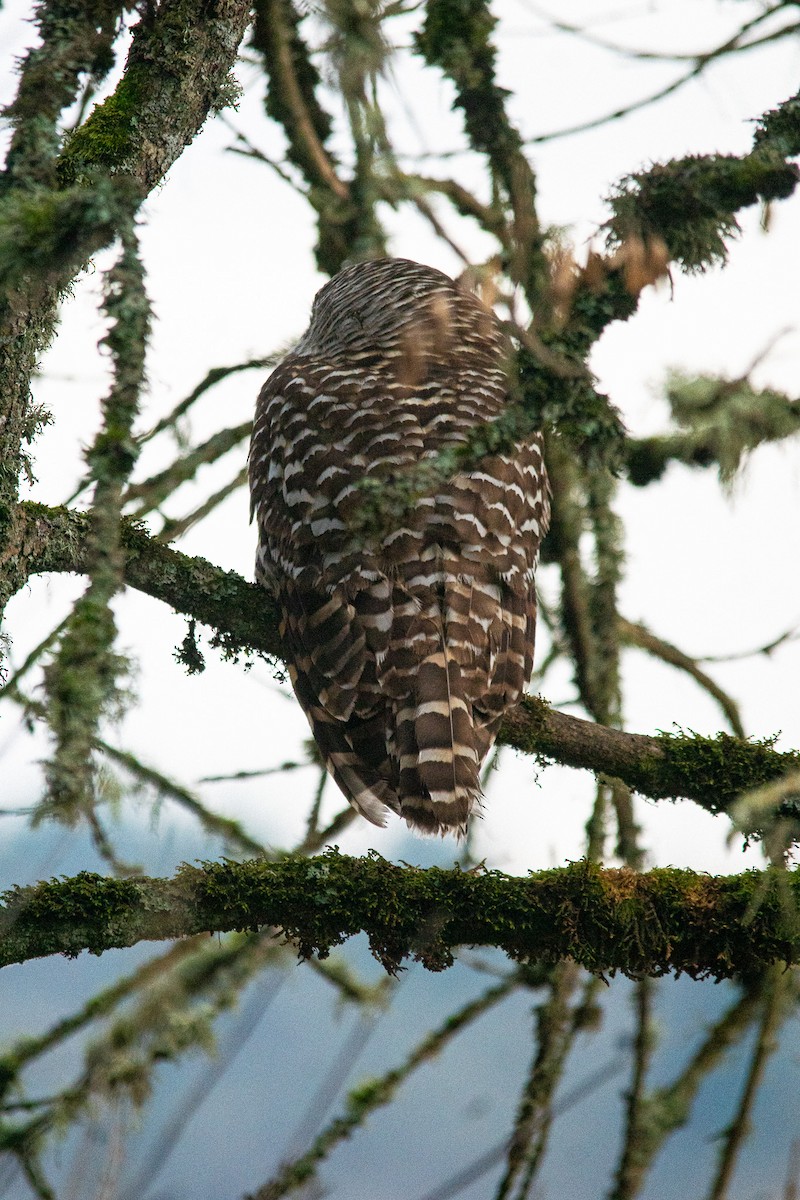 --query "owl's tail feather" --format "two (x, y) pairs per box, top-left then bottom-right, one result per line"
(394, 651), (483, 837)
(290, 667), (399, 828)
(326, 752), (398, 827)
